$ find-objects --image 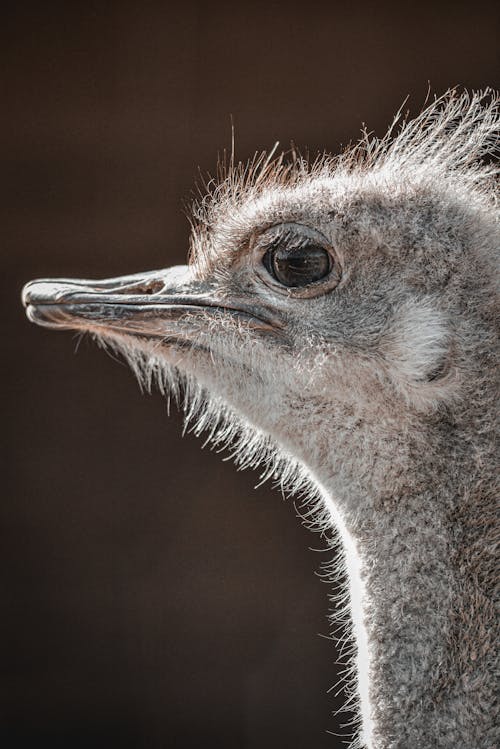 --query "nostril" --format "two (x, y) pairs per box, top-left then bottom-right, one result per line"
(140, 280), (164, 295)
(107, 279), (165, 296)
